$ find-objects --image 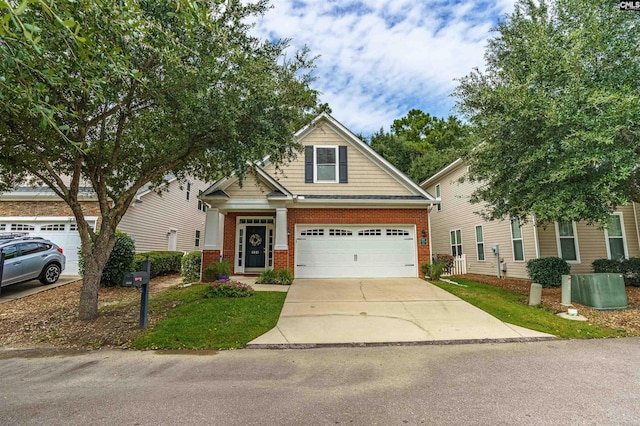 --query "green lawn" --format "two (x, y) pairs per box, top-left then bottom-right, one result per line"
(133, 286), (286, 349)
(432, 278), (628, 339)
